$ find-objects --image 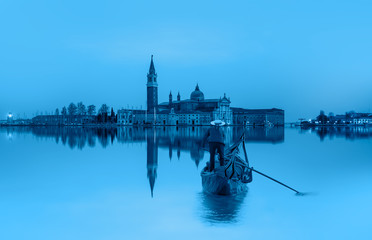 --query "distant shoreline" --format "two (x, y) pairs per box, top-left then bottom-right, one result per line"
(290, 123), (372, 127)
(0, 124), (282, 127)
(1, 123), (371, 128)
